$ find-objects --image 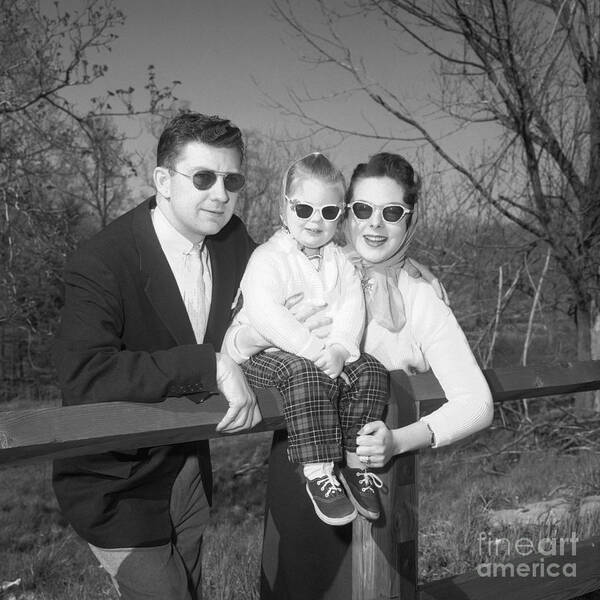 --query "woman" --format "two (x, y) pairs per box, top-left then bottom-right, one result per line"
(227, 152), (494, 599)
